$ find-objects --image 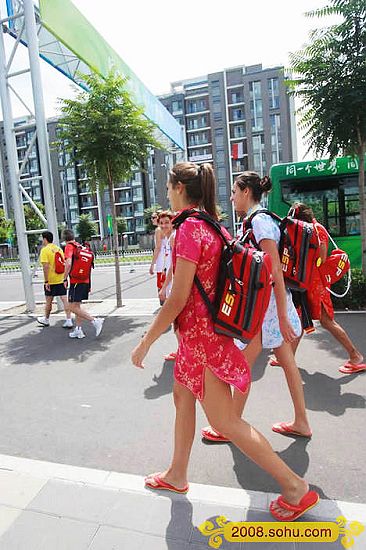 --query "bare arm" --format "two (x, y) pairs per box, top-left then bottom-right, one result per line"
(41, 262), (50, 291)
(319, 242), (327, 264)
(132, 257), (196, 368)
(150, 228), (163, 275)
(259, 238), (297, 343)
